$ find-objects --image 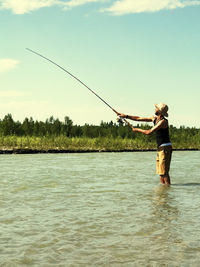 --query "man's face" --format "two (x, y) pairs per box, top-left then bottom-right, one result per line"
(155, 108), (160, 116)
